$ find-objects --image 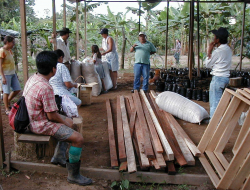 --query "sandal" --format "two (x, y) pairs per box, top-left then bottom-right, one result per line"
(5, 110), (10, 115)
